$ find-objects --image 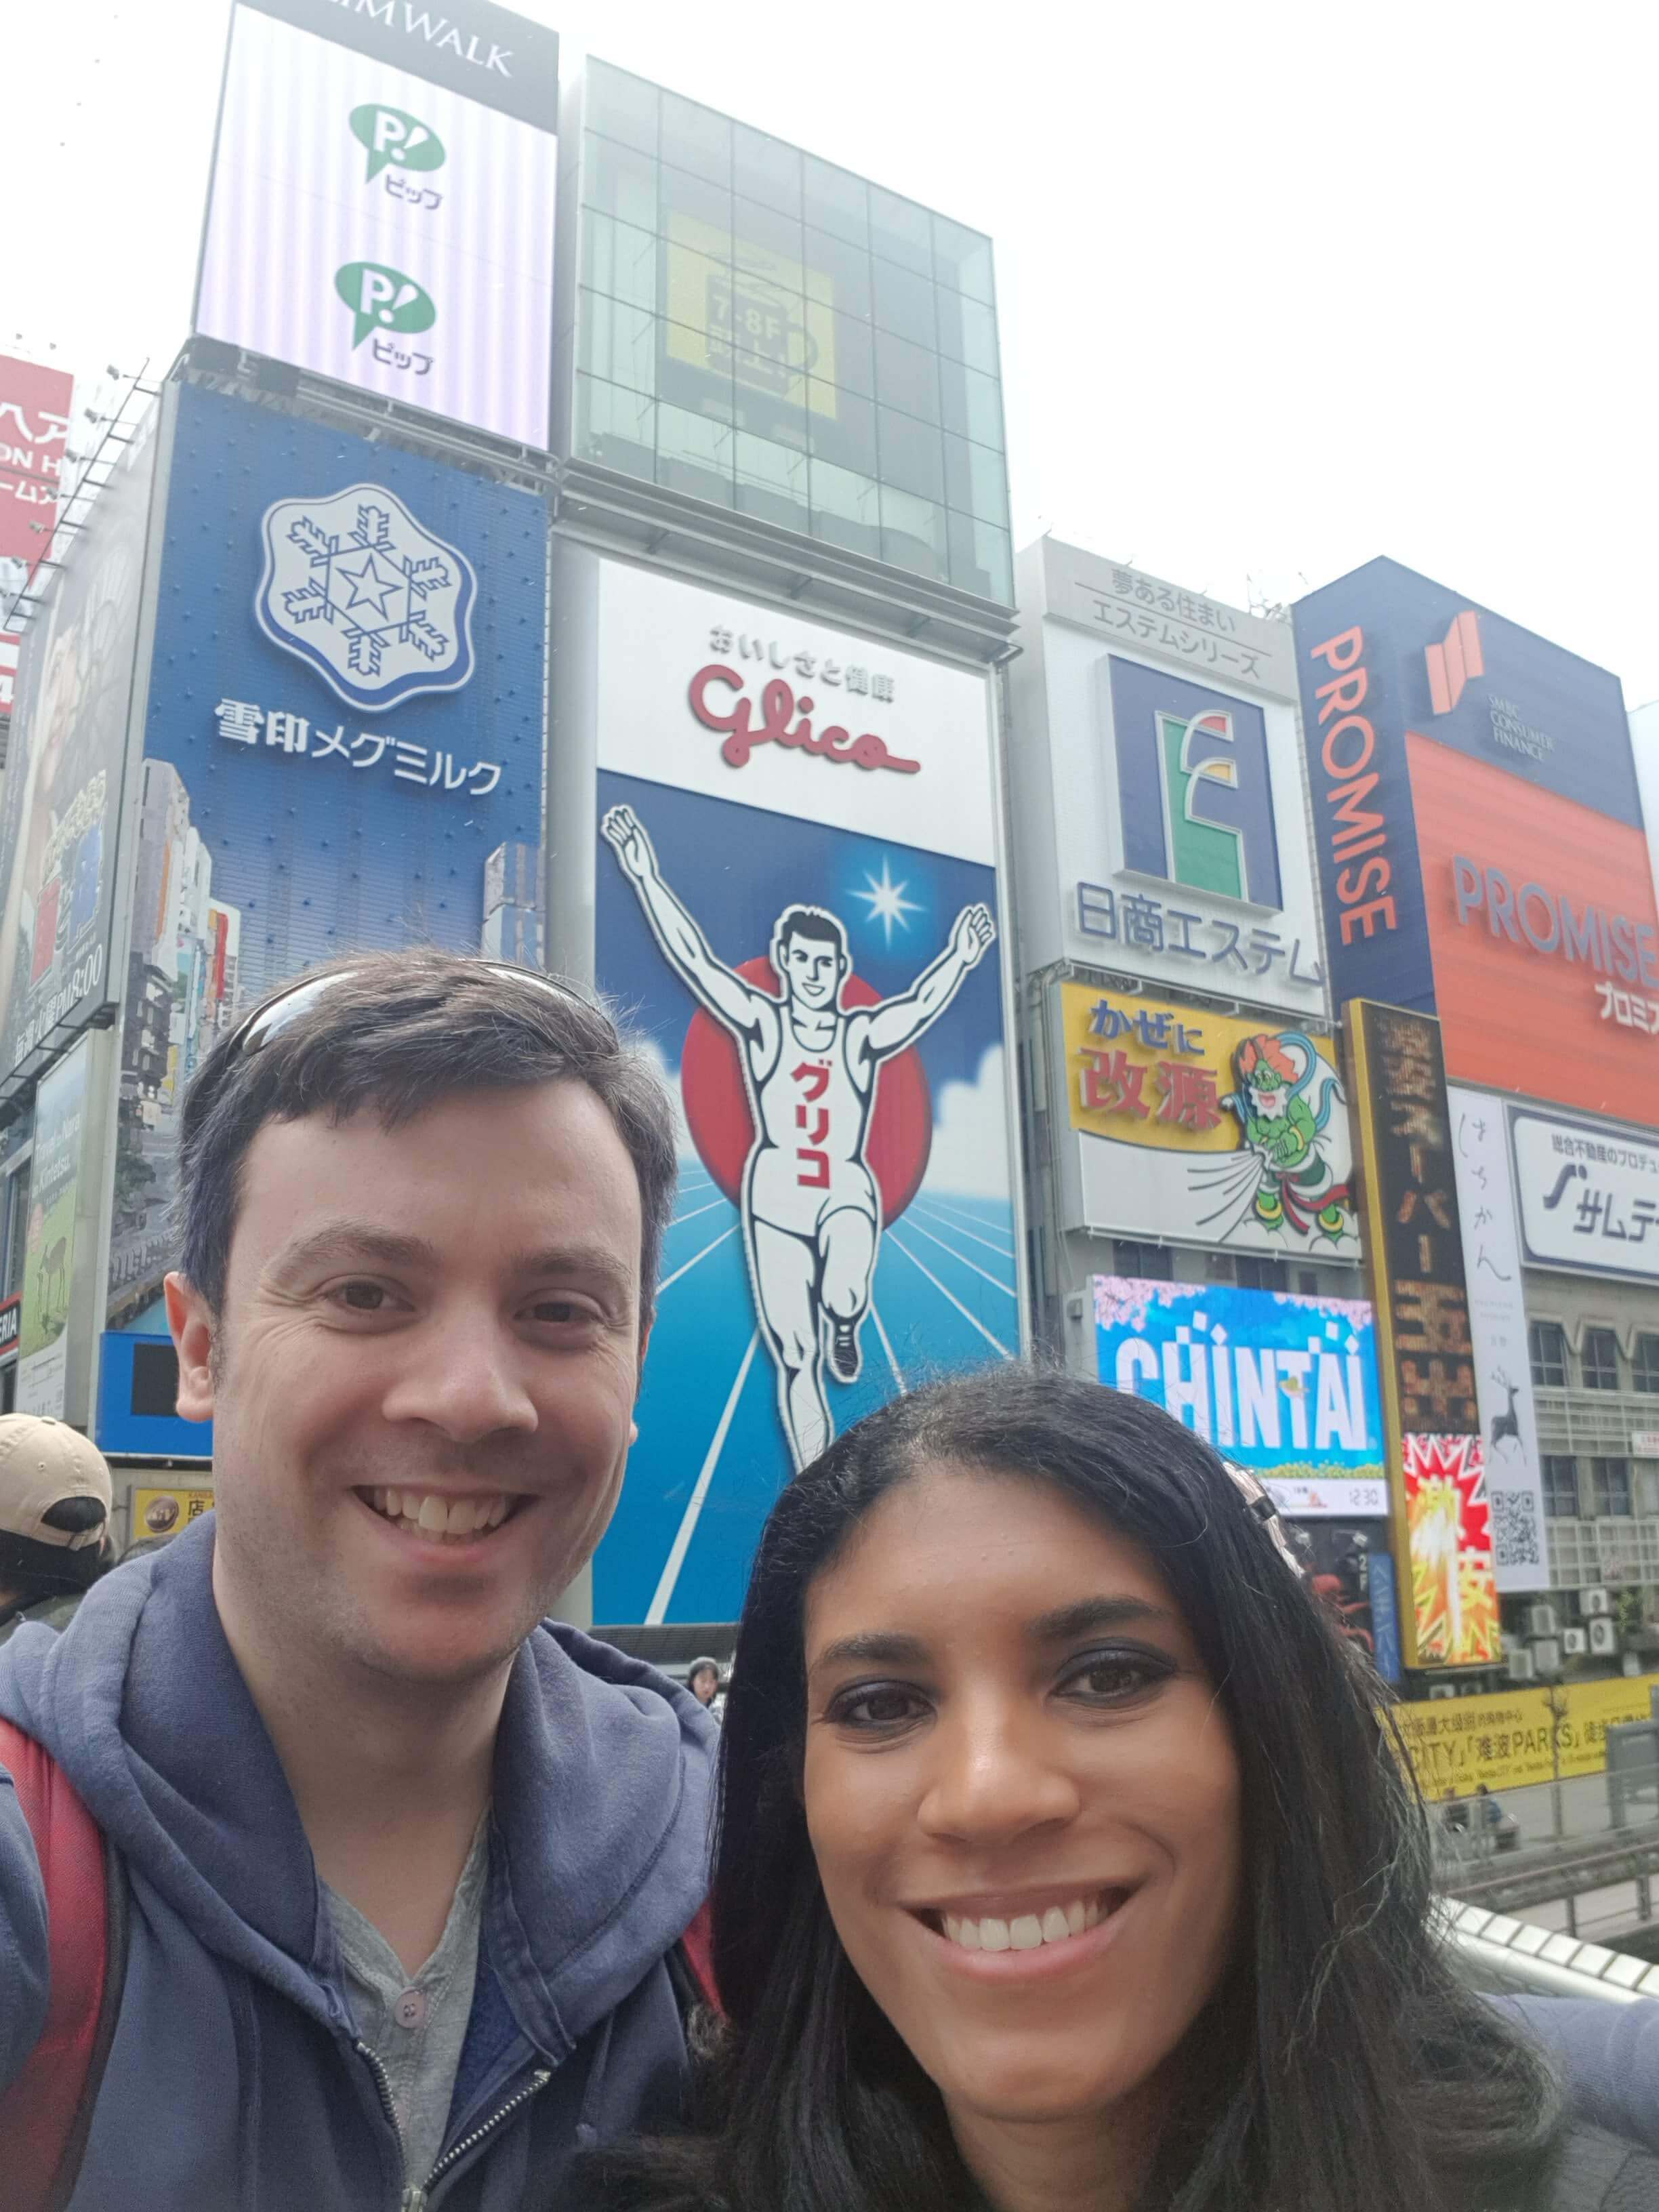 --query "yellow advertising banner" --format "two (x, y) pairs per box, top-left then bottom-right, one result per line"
(131, 1486), (215, 1543)
(1060, 979), (1347, 1153)
(1394, 1671), (1659, 1797)
(1054, 981), (1361, 1259)
(664, 212), (838, 416)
